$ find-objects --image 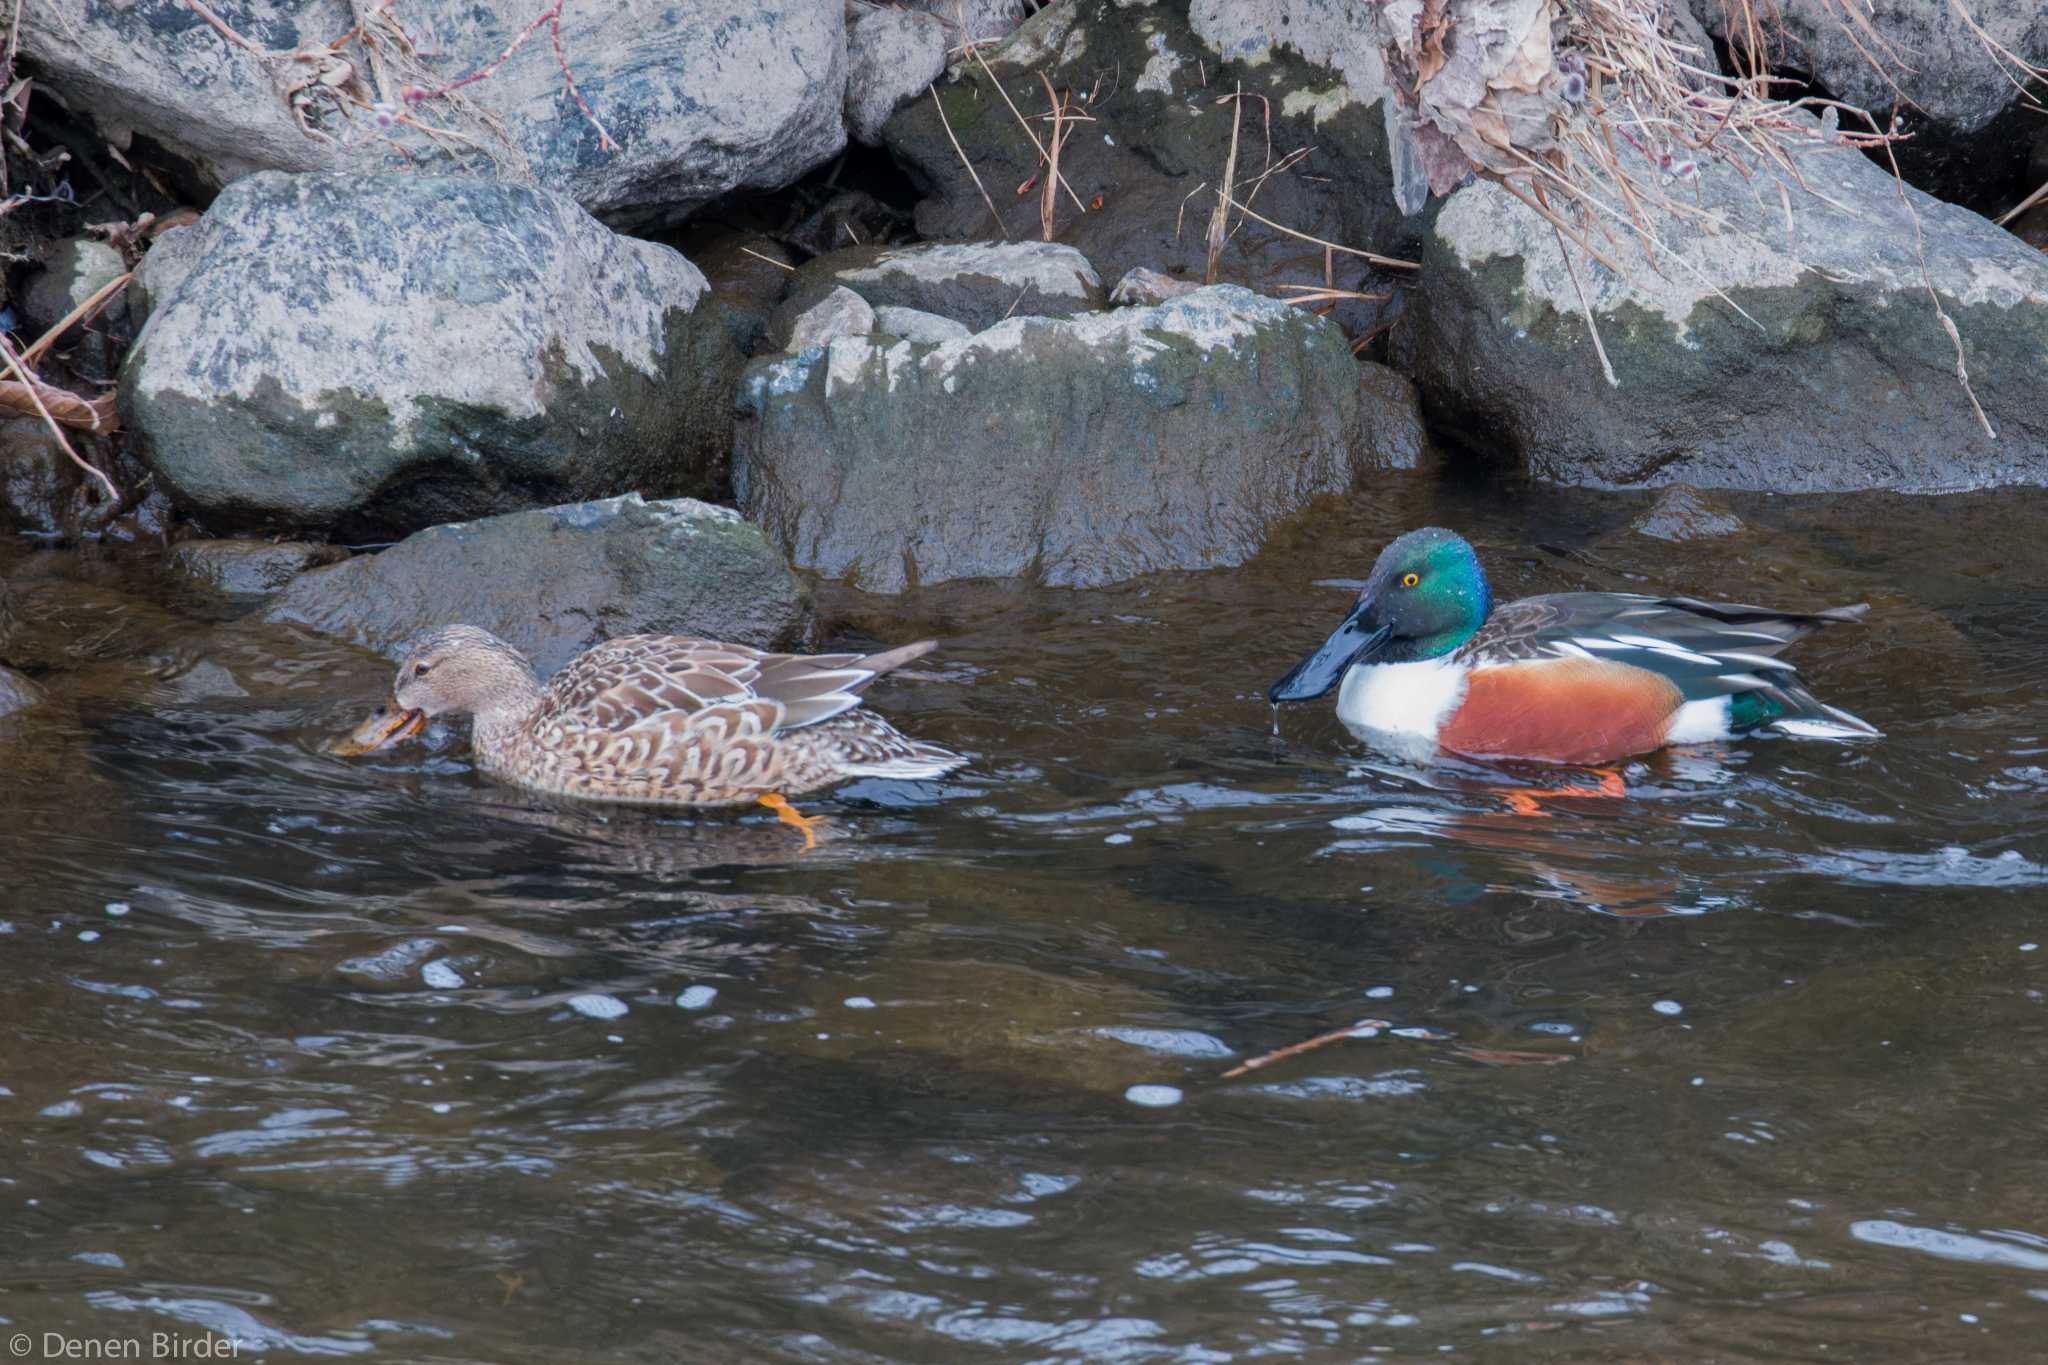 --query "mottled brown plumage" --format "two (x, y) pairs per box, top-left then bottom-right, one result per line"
(334, 626), (967, 809)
